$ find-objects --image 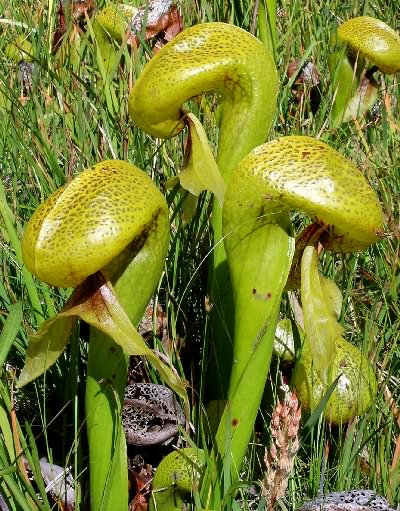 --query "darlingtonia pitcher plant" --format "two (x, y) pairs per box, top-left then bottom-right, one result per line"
(16, 8), (400, 511)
